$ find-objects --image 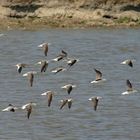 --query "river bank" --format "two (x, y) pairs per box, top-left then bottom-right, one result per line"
(0, 1), (140, 29)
